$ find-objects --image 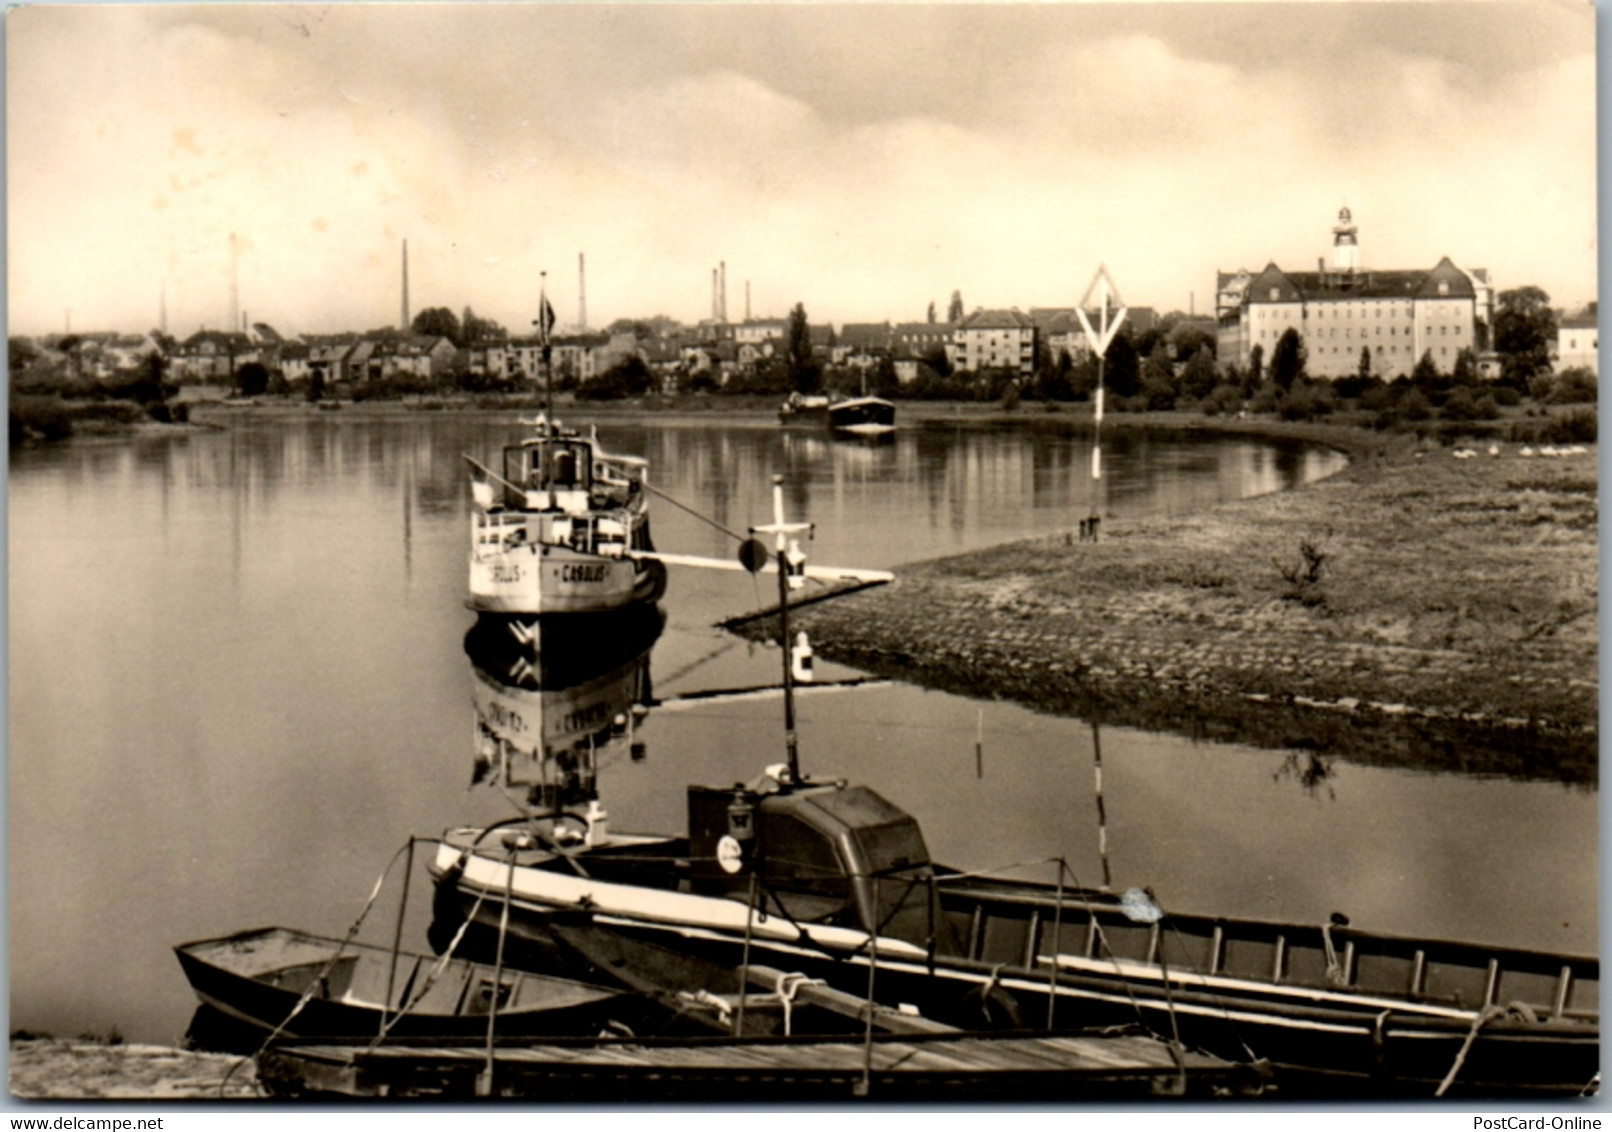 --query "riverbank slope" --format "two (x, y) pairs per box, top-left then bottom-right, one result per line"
(736, 426), (1597, 783)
